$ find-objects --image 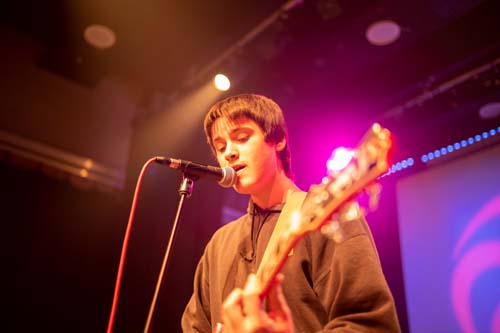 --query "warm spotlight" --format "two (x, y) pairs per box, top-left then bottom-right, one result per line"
(213, 74), (231, 91)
